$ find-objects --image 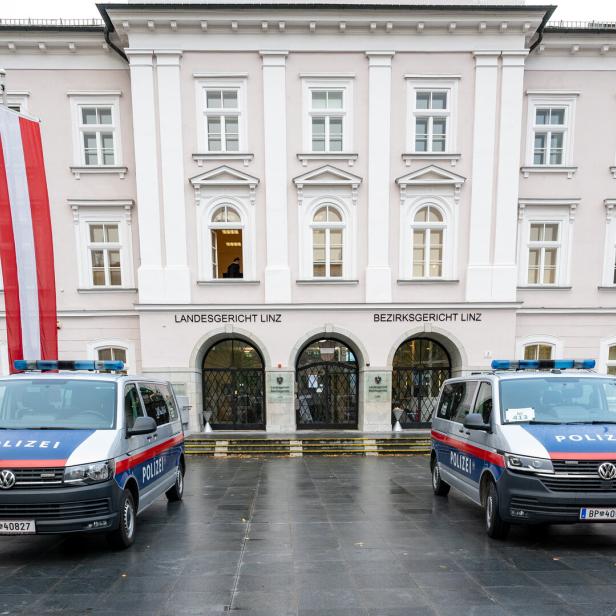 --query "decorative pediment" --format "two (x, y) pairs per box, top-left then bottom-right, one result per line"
(293, 165), (362, 207)
(396, 165), (465, 203)
(189, 165), (259, 206)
